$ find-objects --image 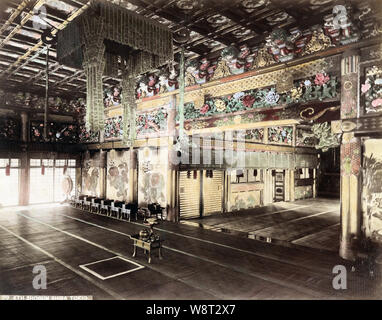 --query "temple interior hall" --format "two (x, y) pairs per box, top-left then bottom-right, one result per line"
(0, 0), (382, 300)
